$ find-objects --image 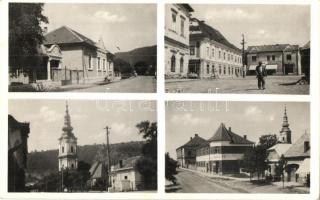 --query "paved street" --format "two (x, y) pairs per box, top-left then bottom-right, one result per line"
(72, 76), (156, 93)
(165, 76), (309, 94)
(165, 168), (308, 193)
